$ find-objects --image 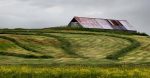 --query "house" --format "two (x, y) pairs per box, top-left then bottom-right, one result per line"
(68, 16), (136, 31)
